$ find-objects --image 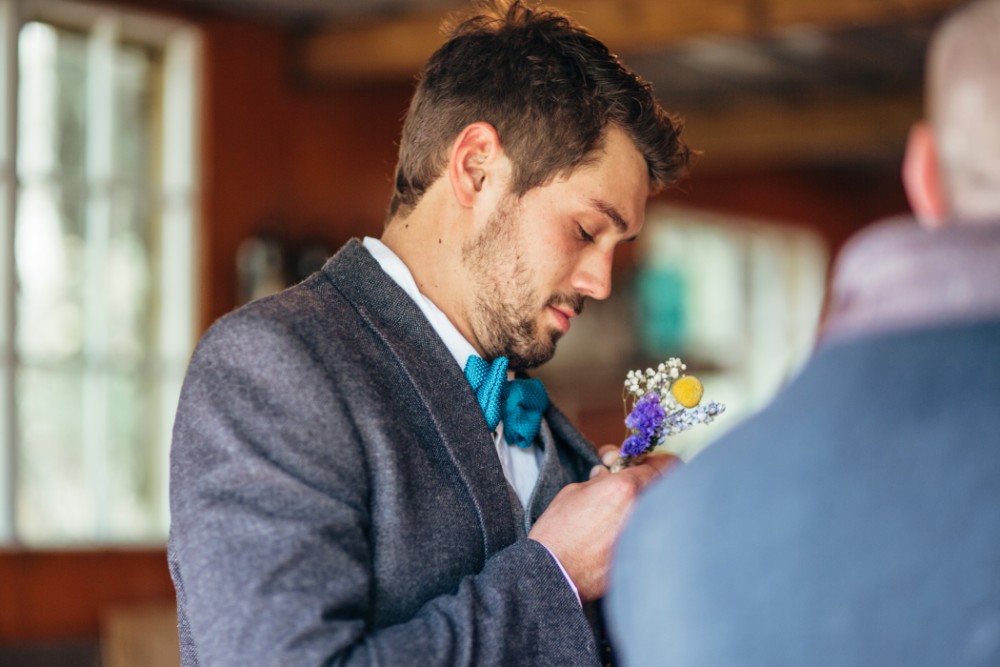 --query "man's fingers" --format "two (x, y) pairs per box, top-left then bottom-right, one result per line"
(642, 452), (680, 475)
(592, 446), (678, 486)
(589, 464), (610, 480)
(618, 453), (680, 489)
(619, 462), (659, 488)
(598, 445), (619, 467)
